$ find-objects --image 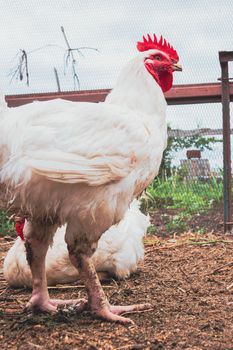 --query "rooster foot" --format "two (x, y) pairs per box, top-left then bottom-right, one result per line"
(93, 302), (152, 324)
(26, 296), (88, 313)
